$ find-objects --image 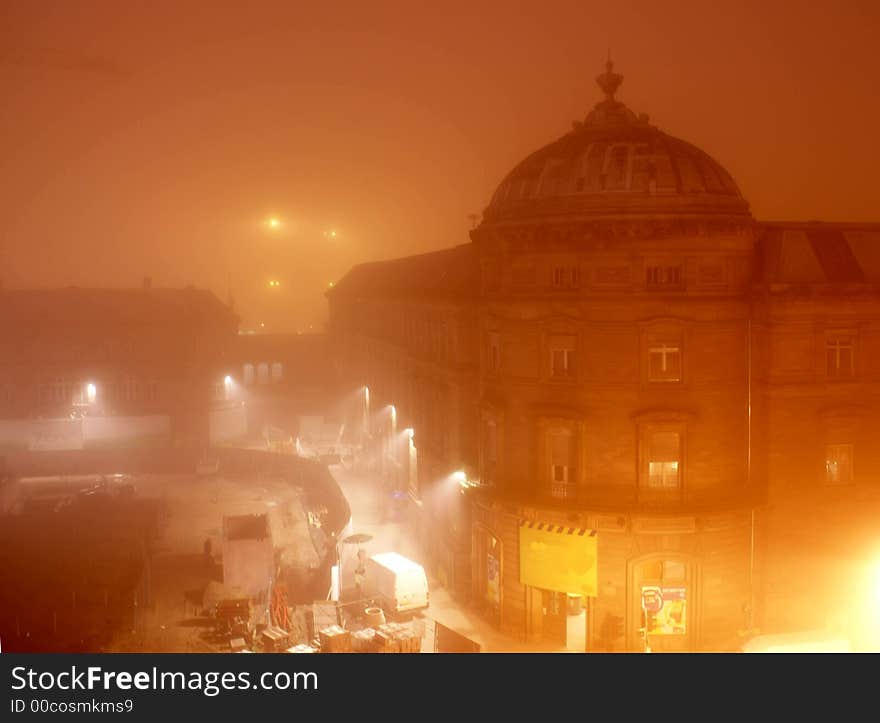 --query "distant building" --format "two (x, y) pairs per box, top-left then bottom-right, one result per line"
(328, 62), (880, 650)
(0, 284), (238, 449)
(225, 333), (337, 441)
